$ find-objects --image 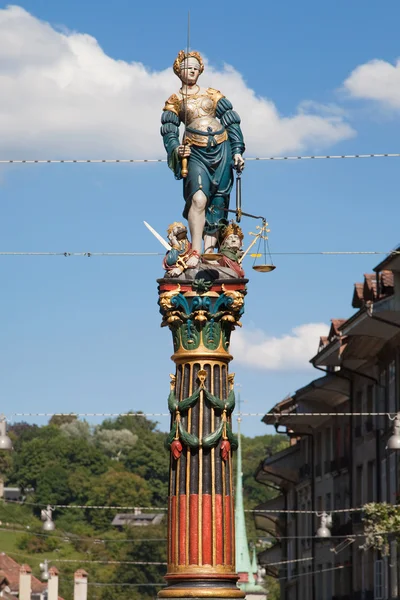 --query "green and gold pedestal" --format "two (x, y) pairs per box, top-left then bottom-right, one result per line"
(157, 276), (247, 600)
